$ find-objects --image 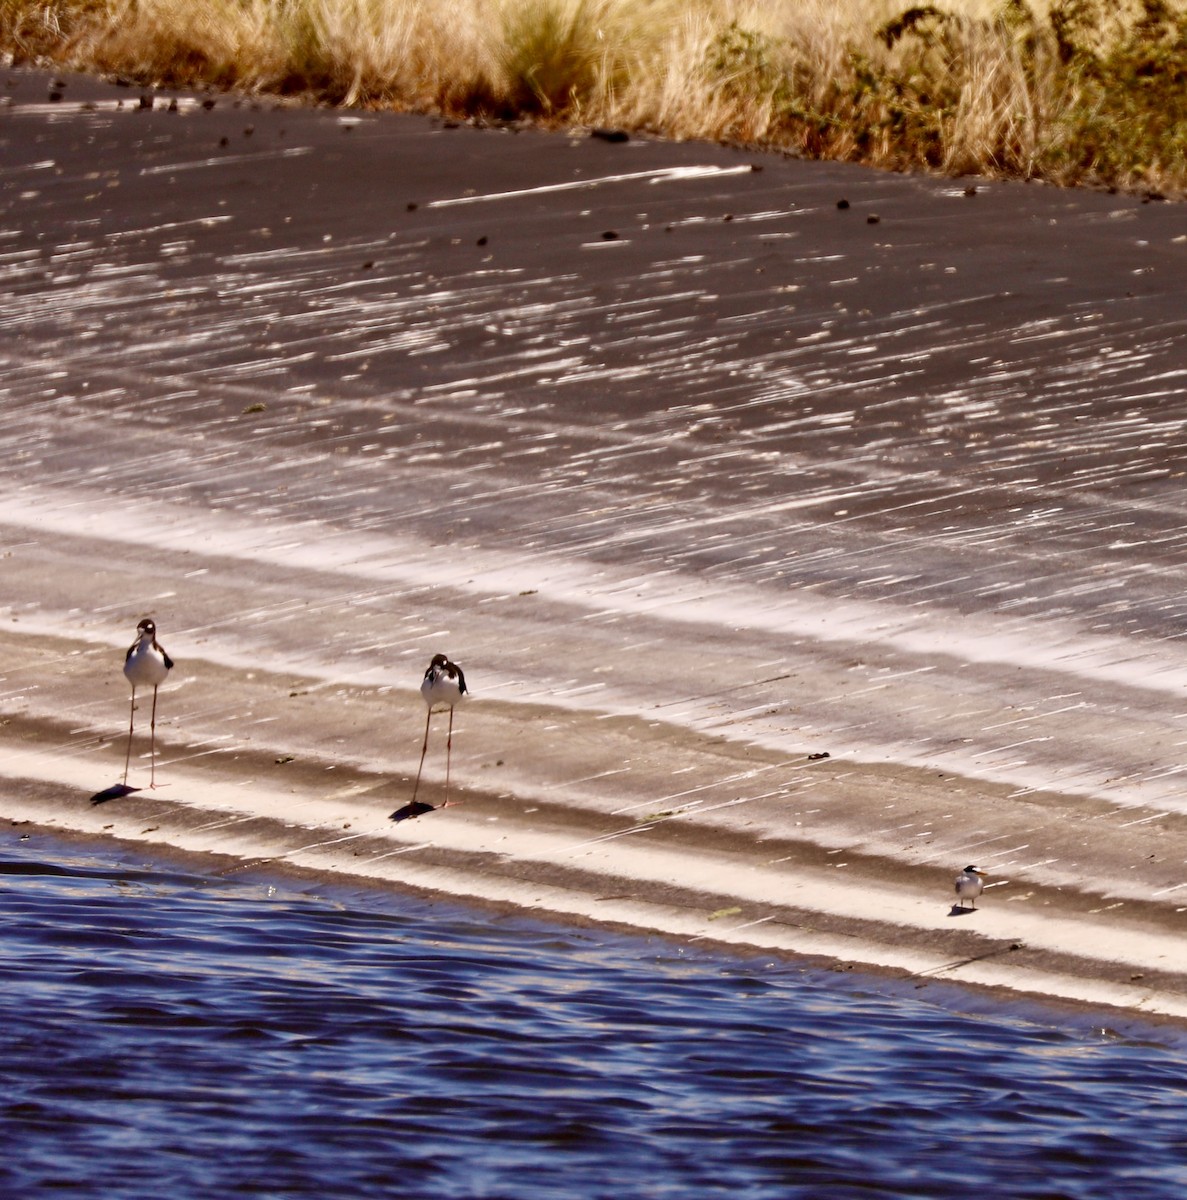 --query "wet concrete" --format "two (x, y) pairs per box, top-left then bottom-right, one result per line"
(2, 67), (1186, 1013)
